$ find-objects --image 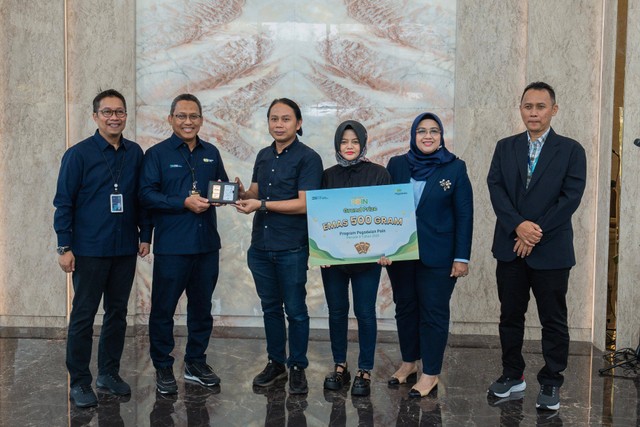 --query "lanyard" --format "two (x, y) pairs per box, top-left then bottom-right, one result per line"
(178, 144), (200, 195)
(97, 141), (127, 193)
(528, 140), (542, 174)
